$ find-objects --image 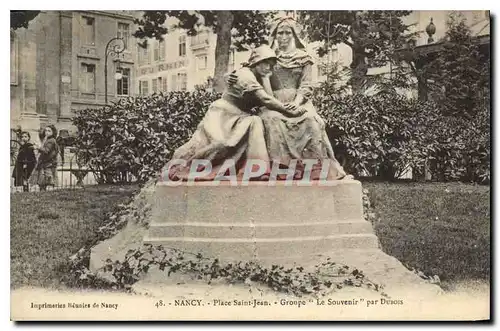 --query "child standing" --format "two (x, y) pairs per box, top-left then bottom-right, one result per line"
(11, 131), (37, 192)
(32, 125), (59, 191)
